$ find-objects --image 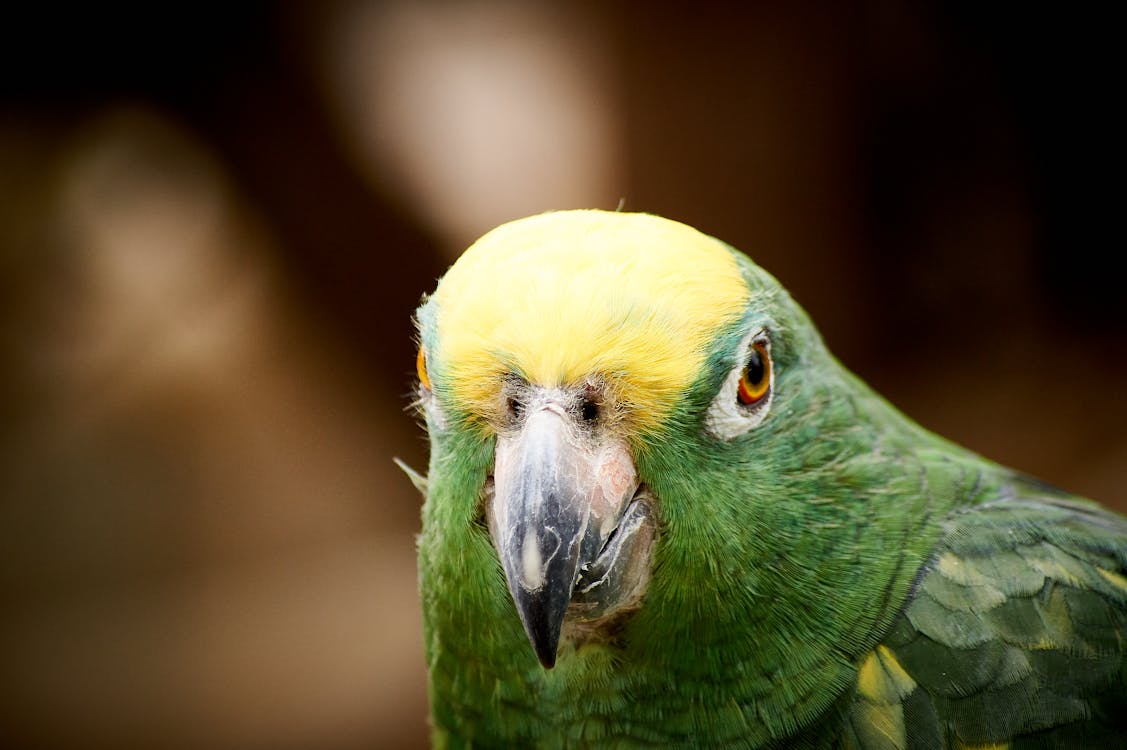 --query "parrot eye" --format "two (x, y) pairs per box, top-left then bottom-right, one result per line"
(416, 345), (432, 391)
(414, 344), (449, 430)
(705, 330), (774, 440)
(737, 342), (771, 406)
